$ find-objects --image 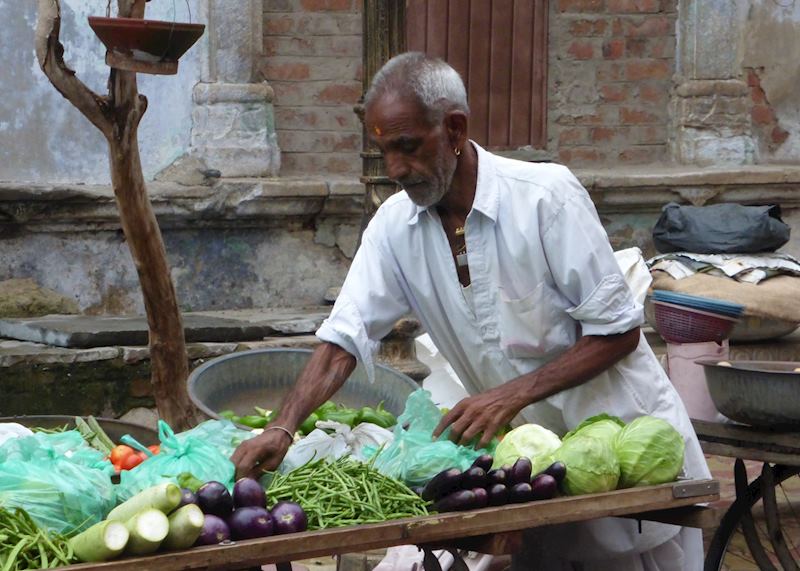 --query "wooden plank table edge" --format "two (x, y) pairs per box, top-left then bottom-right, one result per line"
(55, 480), (720, 571)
